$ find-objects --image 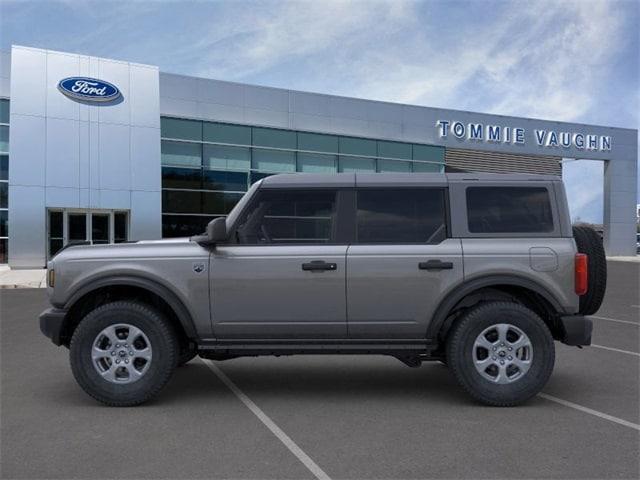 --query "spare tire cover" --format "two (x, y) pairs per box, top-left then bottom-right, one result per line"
(572, 226), (607, 315)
